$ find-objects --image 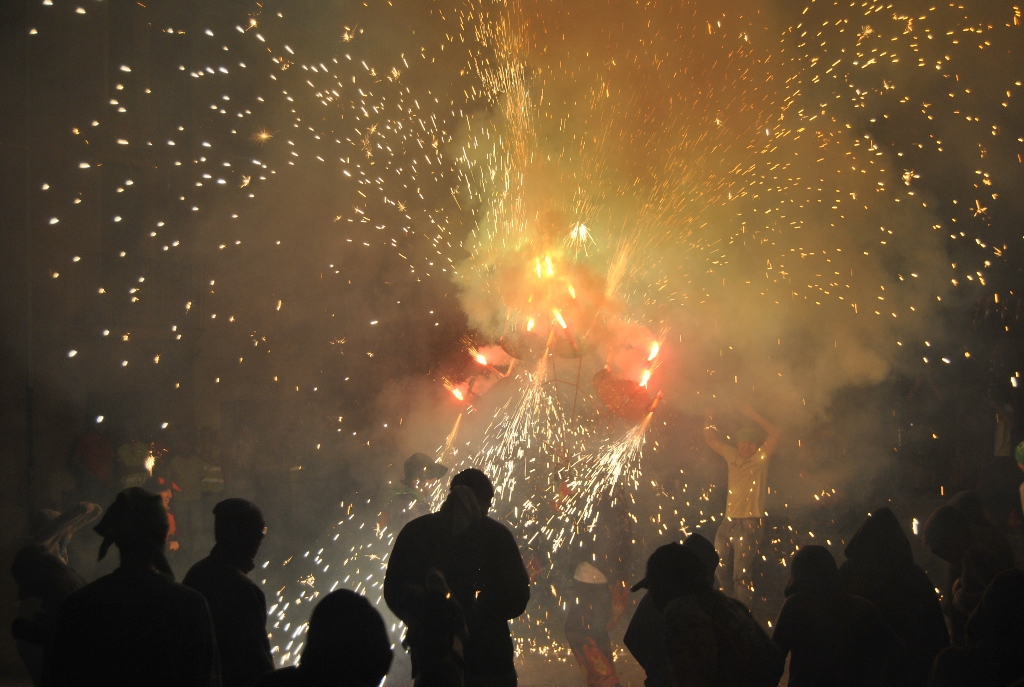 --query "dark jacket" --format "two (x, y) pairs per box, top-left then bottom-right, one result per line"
(624, 593), (671, 687)
(184, 546), (274, 687)
(11, 545), (87, 643)
(930, 569), (1024, 687)
(11, 545), (89, 685)
(840, 508), (948, 687)
(662, 590), (784, 687)
(773, 591), (895, 687)
(384, 508), (530, 677)
(43, 566), (221, 687)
